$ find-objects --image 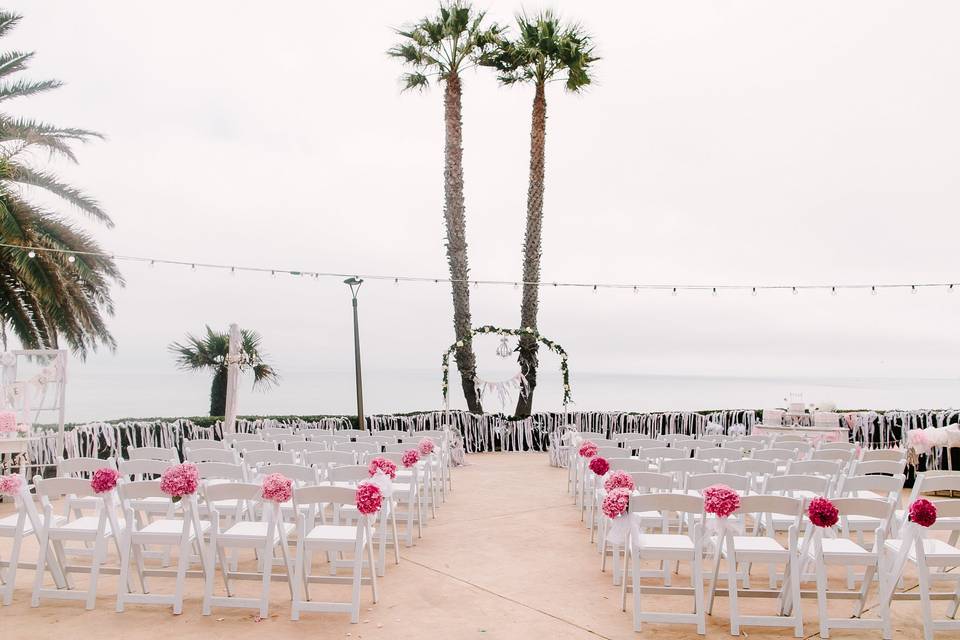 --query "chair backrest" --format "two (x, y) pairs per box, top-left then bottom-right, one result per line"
(267, 433), (309, 444)
(818, 442), (856, 452)
(622, 438), (660, 452)
(695, 448), (744, 463)
(777, 442), (813, 456)
(334, 442), (382, 455)
(203, 481), (263, 506)
(595, 446), (621, 459)
(294, 484), (356, 508)
(305, 450), (358, 468)
(34, 475), (99, 499)
(930, 499), (960, 522)
(328, 464), (372, 485)
(383, 443), (413, 454)
(253, 463), (319, 485)
(831, 496), (894, 520)
(786, 459), (842, 479)
(687, 472), (751, 492)
(850, 459), (905, 476)
(722, 440), (757, 451)
(228, 433), (263, 445)
(738, 494), (803, 519)
(742, 434), (773, 444)
(700, 435), (727, 444)
(657, 433), (687, 445)
(763, 473), (830, 496)
(262, 427), (297, 437)
(119, 458), (173, 480)
(752, 448), (799, 462)
(838, 474), (905, 500)
(183, 438), (227, 450)
(909, 472), (960, 502)
(309, 435), (351, 447)
(659, 458), (714, 477)
(722, 458), (778, 477)
(359, 435), (396, 446)
(610, 432), (636, 442)
(677, 439), (716, 451)
(184, 447), (239, 464)
(57, 456), (117, 477)
(774, 435), (808, 443)
(231, 440), (277, 452)
(644, 447), (687, 460)
(630, 492), (704, 516)
(859, 448), (905, 462)
(373, 429), (408, 440)
(608, 458), (651, 473)
(195, 461), (246, 482)
(338, 428), (371, 438)
(127, 446), (179, 462)
(811, 449), (854, 464)
(282, 441), (328, 454)
(629, 471), (674, 492)
(242, 449), (297, 467)
(117, 479), (168, 501)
